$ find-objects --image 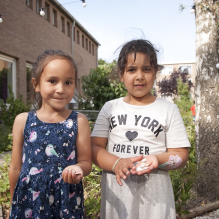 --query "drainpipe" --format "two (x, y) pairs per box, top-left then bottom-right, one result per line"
(71, 20), (75, 57)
